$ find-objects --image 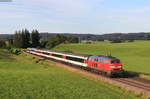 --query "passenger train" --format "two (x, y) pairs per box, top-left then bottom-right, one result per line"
(26, 48), (124, 77)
